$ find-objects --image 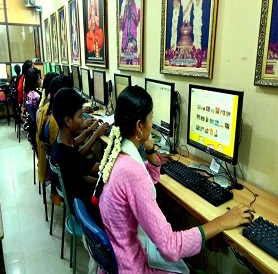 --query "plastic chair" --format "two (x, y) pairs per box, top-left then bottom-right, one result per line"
(0, 83), (10, 126)
(49, 160), (83, 274)
(9, 83), (22, 142)
(73, 198), (118, 274)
